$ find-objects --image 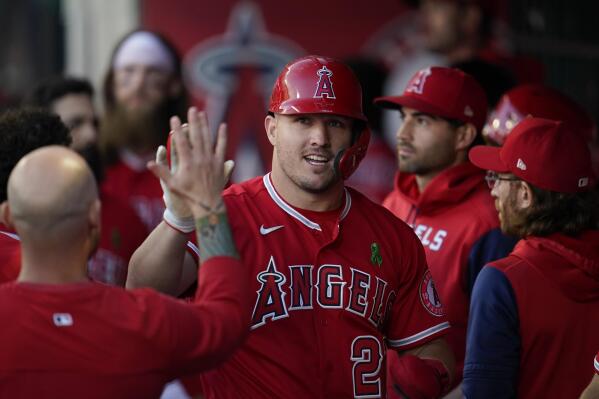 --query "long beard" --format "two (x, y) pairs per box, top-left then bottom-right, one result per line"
(100, 101), (171, 158)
